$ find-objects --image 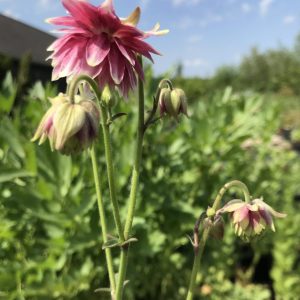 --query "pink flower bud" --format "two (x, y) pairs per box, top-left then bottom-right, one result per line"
(217, 198), (286, 239)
